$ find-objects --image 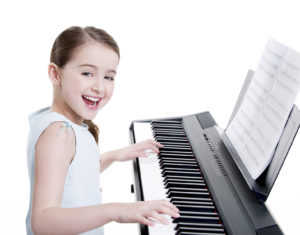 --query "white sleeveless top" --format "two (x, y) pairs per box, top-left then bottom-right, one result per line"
(26, 107), (104, 235)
